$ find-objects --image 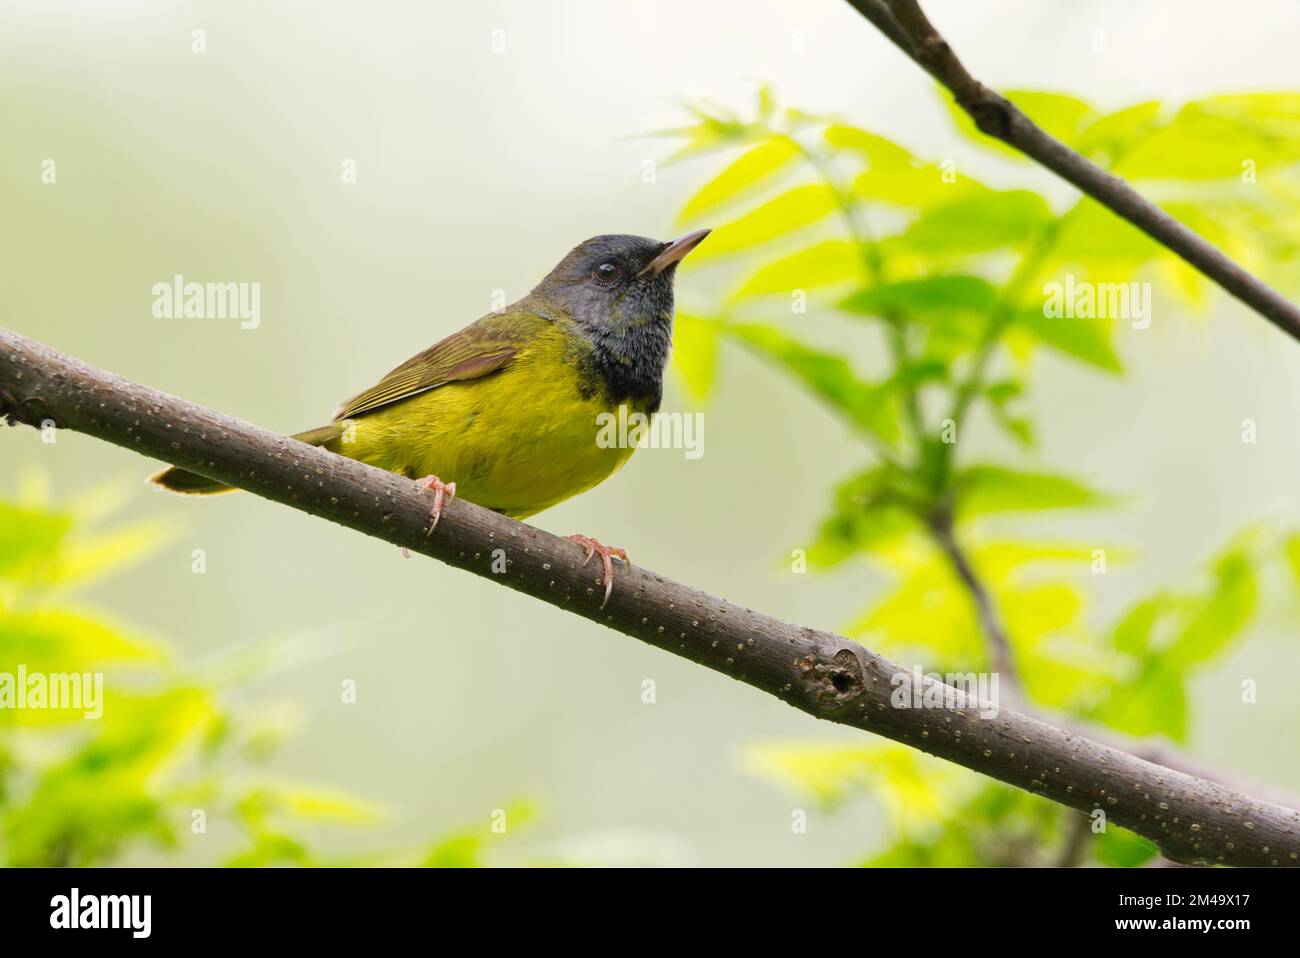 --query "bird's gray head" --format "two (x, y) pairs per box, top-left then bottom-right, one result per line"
(533, 231), (710, 333)
(530, 230), (710, 405)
